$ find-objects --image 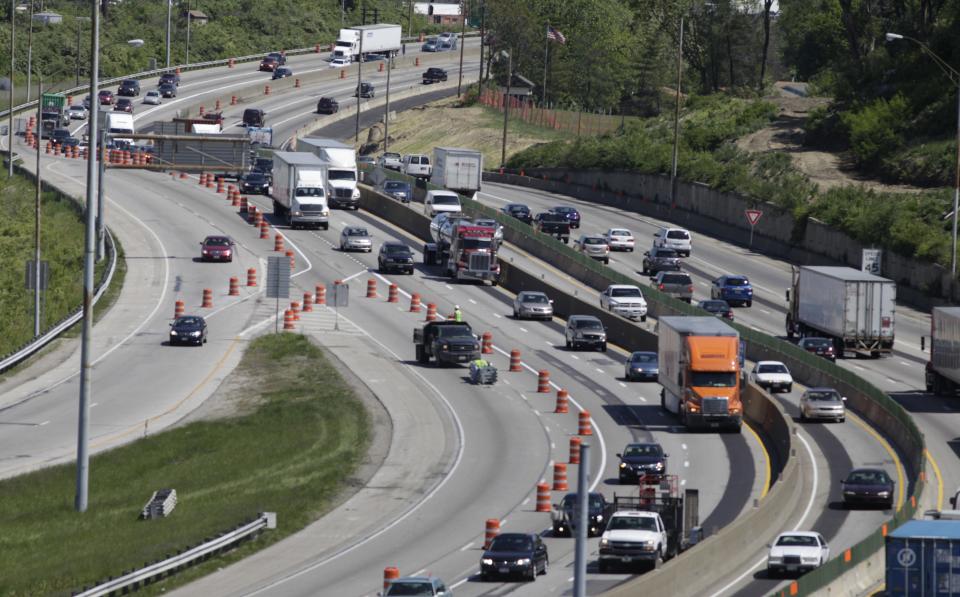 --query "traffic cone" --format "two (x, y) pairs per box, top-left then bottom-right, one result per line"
(259, 221), (269, 239)
(383, 567), (400, 592)
(174, 299), (184, 319)
(290, 301), (300, 321)
(387, 283), (399, 303)
(302, 292), (313, 312)
(425, 303), (437, 321)
(283, 309), (295, 330)
(555, 389), (569, 413)
(509, 349), (522, 372)
(409, 293), (422, 312)
(481, 332), (493, 354)
(569, 437), (582, 464)
(366, 278), (377, 298)
(247, 268), (257, 287)
(274, 234), (284, 252)
(484, 519), (501, 549)
(316, 284), (326, 306)
(228, 276), (240, 296)
(536, 483), (551, 512)
(578, 410), (593, 436)
(537, 370), (550, 393)
(553, 463), (568, 491)
(286, 249), (295, 270)
(201, 288), (213, 308)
